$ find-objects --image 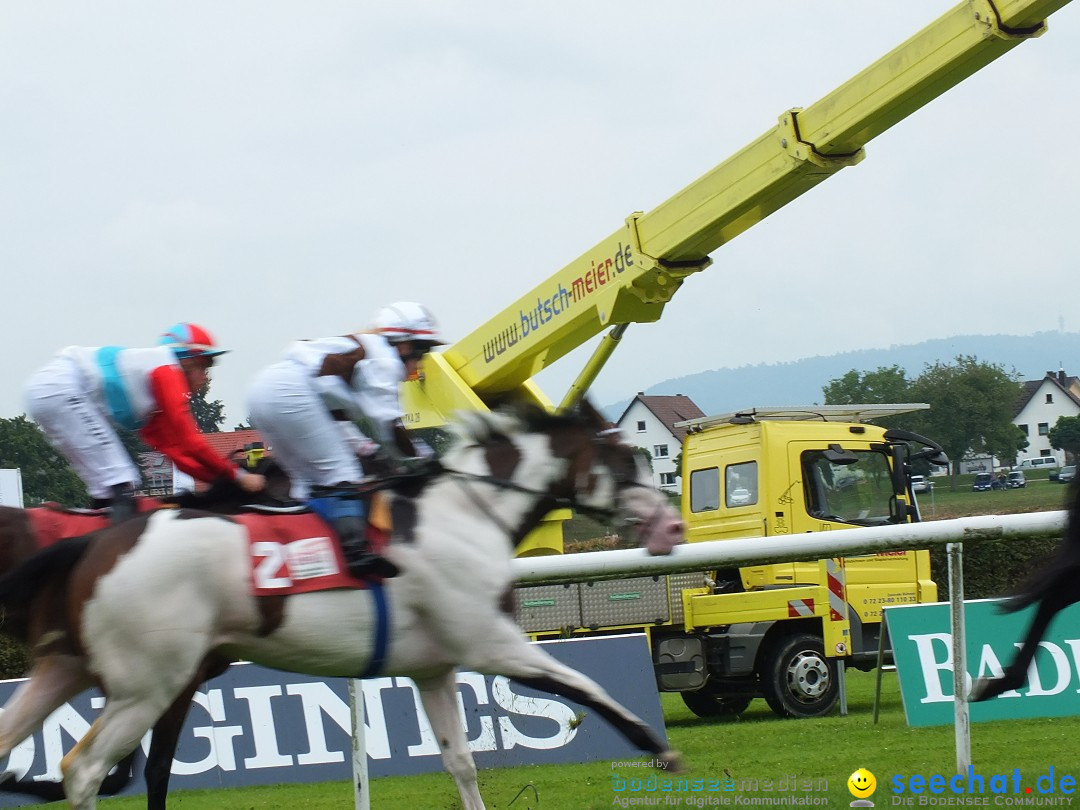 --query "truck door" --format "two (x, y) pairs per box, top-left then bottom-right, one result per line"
(790, 441), (919, 617)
